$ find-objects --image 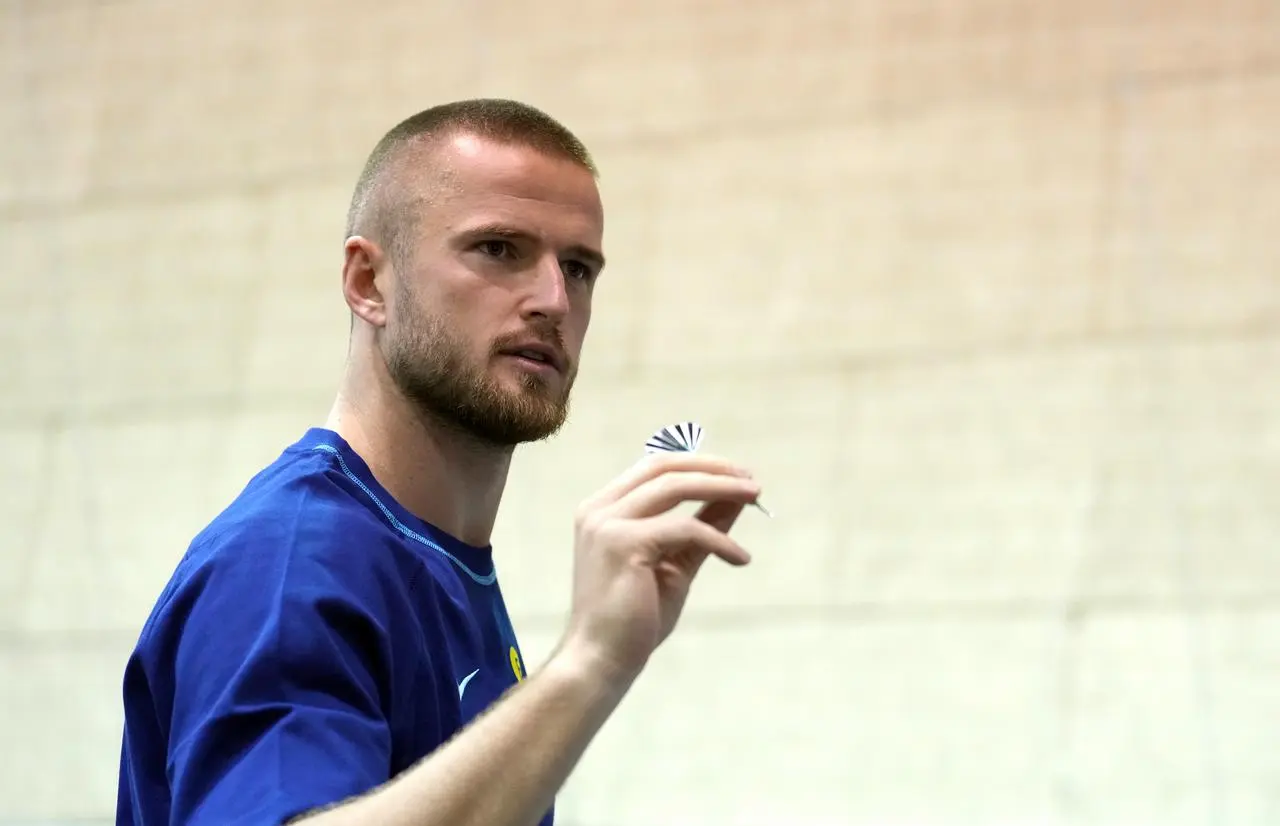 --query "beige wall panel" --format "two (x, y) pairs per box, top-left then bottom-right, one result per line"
(18, 416), (229, 634)
(59, 0), (490, 202)
(212, 403), (332, 496)
(838, 346), (1104, 606)
(0, 425), (52, 629)
(12, 196), (266, 419)
(15, 0), (1274, 215)
(1, 4), (99, 212)
(244, 181), (353, 400)
(1055, 613), (1229, 826)
(557, 618), (1058, 826)
(1082, 335), (1280, 602)
(0, 638), (130, 820)
(471, 0), (1280, 142)
(77, 0), (420, 198)
(633, 97), (1106, 370)
(1104, 73), (1280, 333)
(2, 219), (69, 420)
(1209, 613), (1280, 825)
